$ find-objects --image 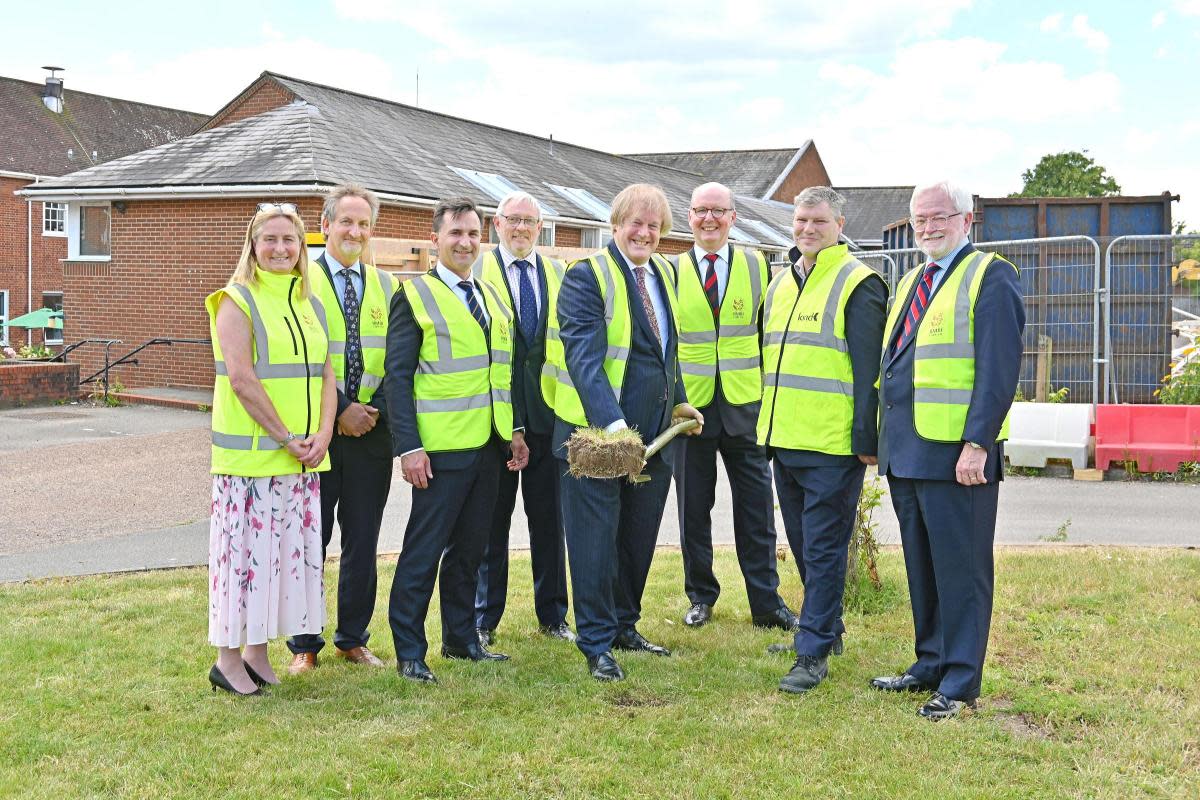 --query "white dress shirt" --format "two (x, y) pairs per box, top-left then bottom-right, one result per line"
(498, 245), (542, 319)
(692, 244), (730, 301)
